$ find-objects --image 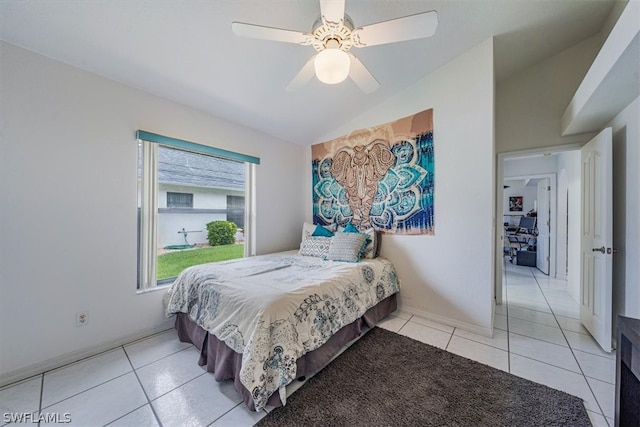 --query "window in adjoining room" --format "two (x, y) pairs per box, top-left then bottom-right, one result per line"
(136, 131), (259, 290)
